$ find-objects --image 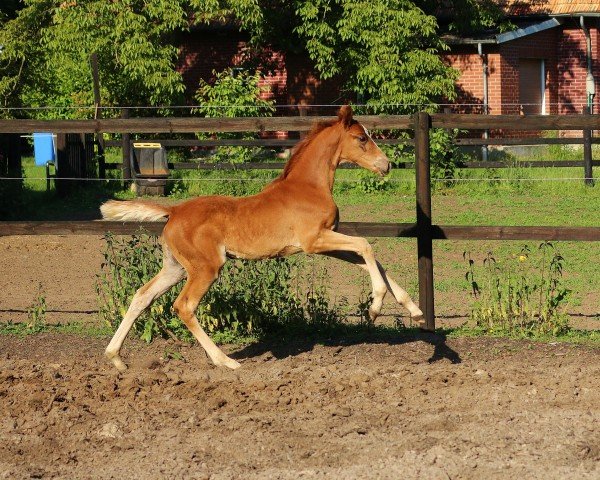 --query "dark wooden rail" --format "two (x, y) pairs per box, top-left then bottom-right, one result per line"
(0, 115), (413, 134)
(1, 113), (600, 134)
(1, 221), (598, 241)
